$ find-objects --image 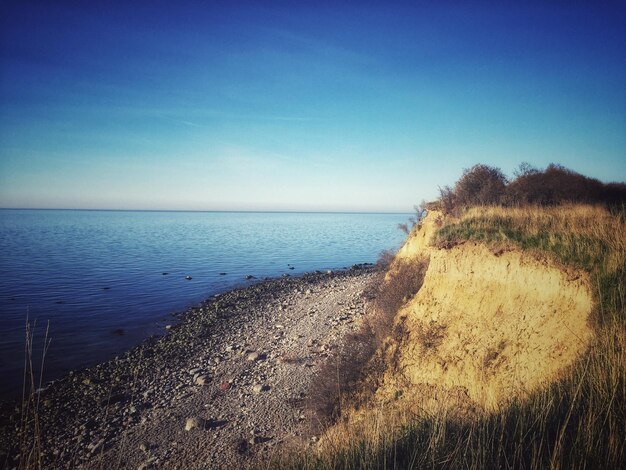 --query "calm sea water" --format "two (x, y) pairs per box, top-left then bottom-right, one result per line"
(0, 209), (408, 399)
